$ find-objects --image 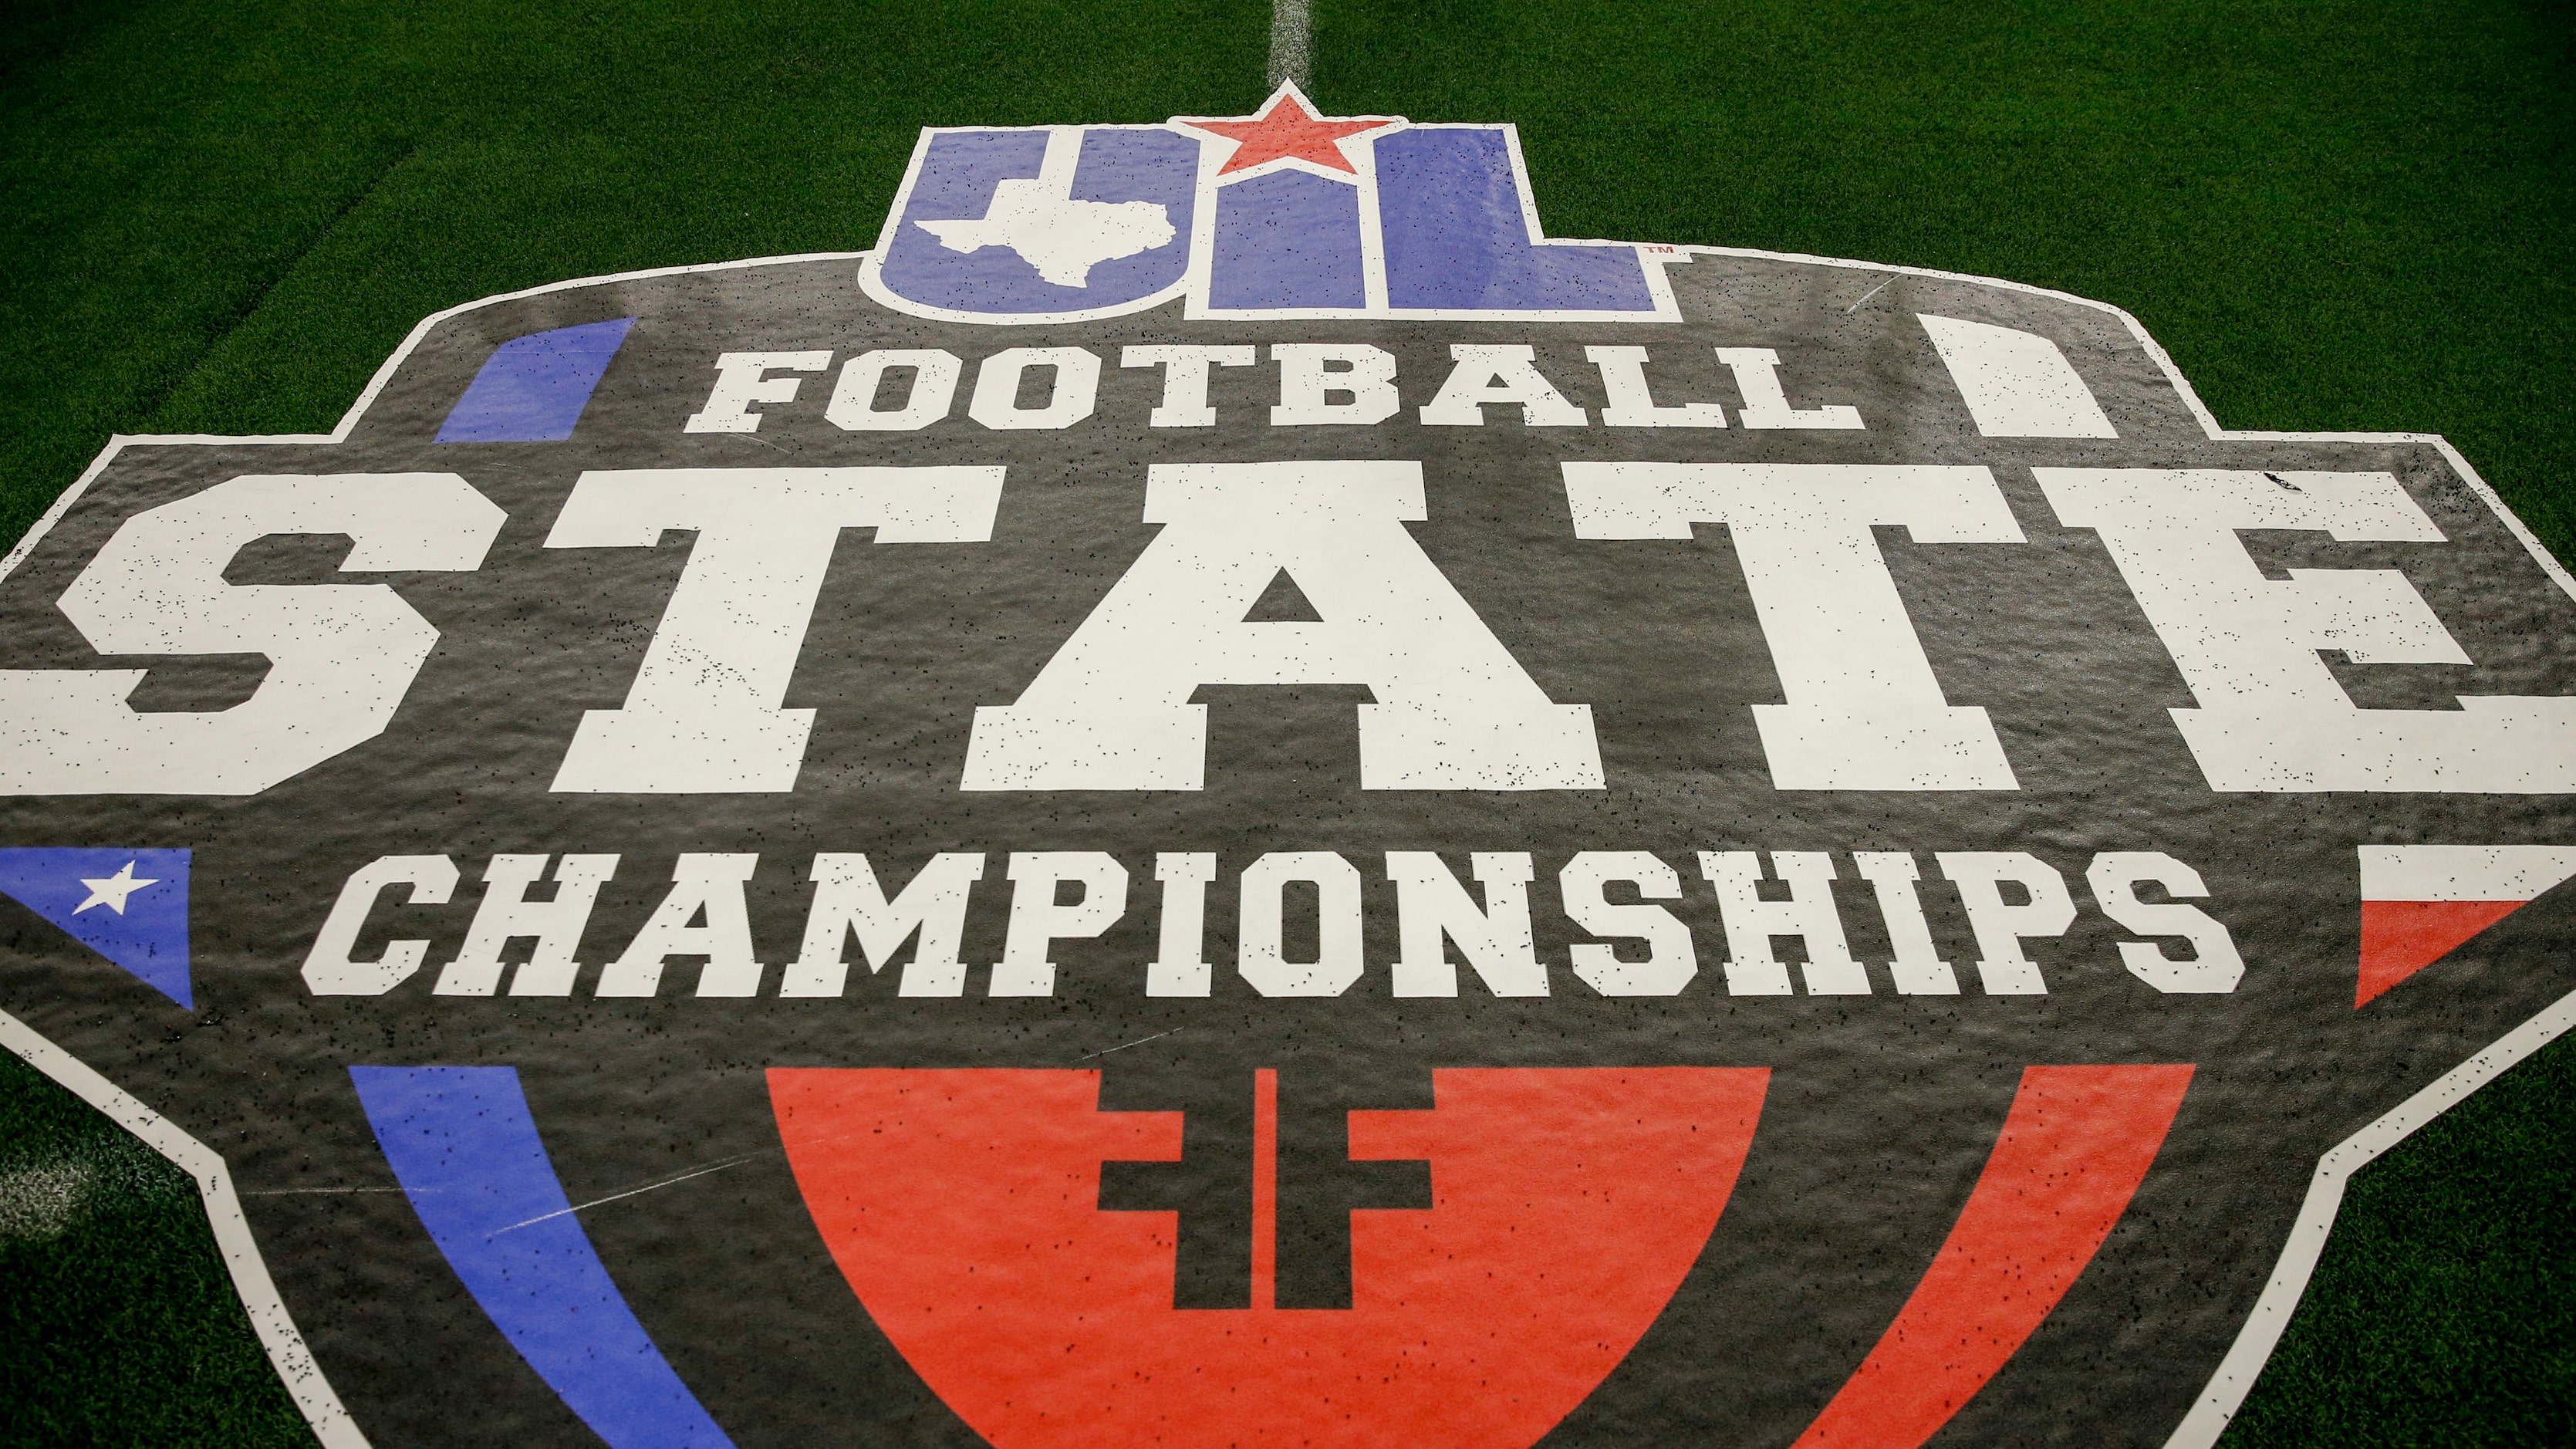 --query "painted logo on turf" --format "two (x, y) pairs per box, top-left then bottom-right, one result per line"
(2, 82), (2574, 1449)
(862, 84), (1680, 323)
